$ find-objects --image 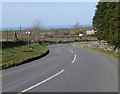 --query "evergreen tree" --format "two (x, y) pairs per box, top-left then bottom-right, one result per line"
(93, 2), (120, 50)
